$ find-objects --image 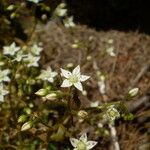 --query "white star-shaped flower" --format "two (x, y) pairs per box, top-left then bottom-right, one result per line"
(3, 42), (20, 56)
(61, 65), (90, 91)
(70, 133), (97, 150)
(38, 67), (58, 82)
(0, 69), (10, 82)
(27, 0), (42, 4)
(55, 3), (67, 17)
(0, 84), (9, 102)
(24, 53), (40, 67)
(30, 44), (43, 55)
(64, 16), (76, 28)
(13, 51), (27, 62)
(103, 105), (120, 122)
(106, 47), (116, 57)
